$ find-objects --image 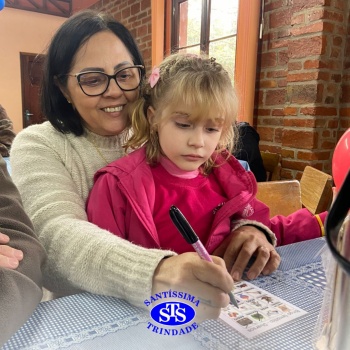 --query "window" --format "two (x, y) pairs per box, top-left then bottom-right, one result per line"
(170, 0), (239, 81)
